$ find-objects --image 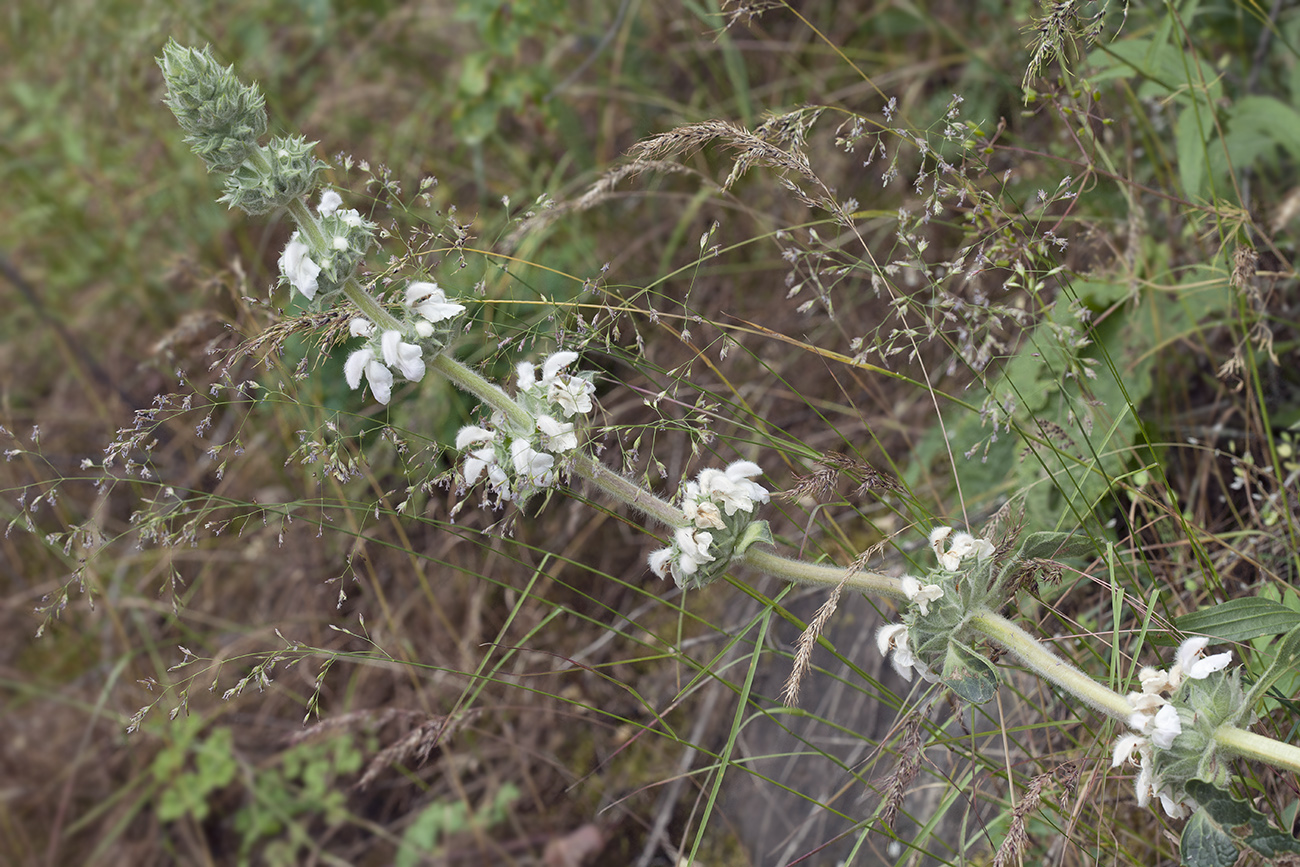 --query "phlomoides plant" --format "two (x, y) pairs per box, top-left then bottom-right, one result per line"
(141, 39), (1300, 866)
(15, 27), (1300, 866)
